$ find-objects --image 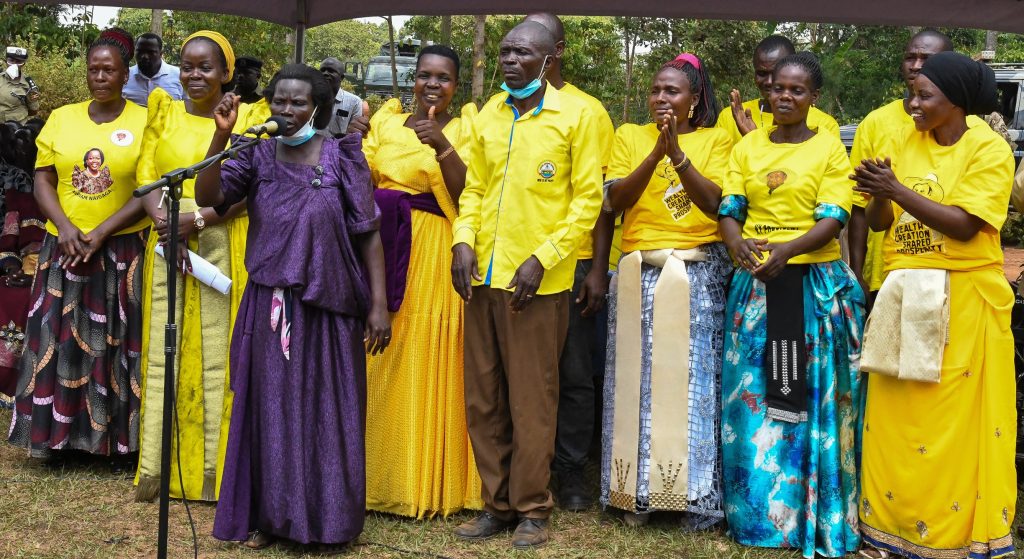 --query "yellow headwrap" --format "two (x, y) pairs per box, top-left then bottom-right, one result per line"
(182, 30), (235, 80)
